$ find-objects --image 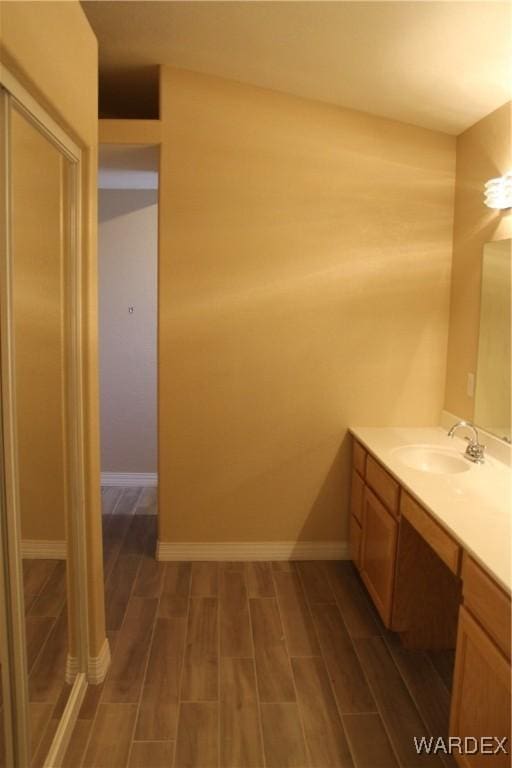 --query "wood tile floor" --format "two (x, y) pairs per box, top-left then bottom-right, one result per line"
(0, 552), (72, 766)
(23, 557), (71, 767)
(62, 486), (456, 768)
